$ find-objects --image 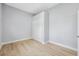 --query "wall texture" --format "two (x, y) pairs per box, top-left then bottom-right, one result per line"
(49, 3), (79, 50)
(2, 4), (32, 43)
